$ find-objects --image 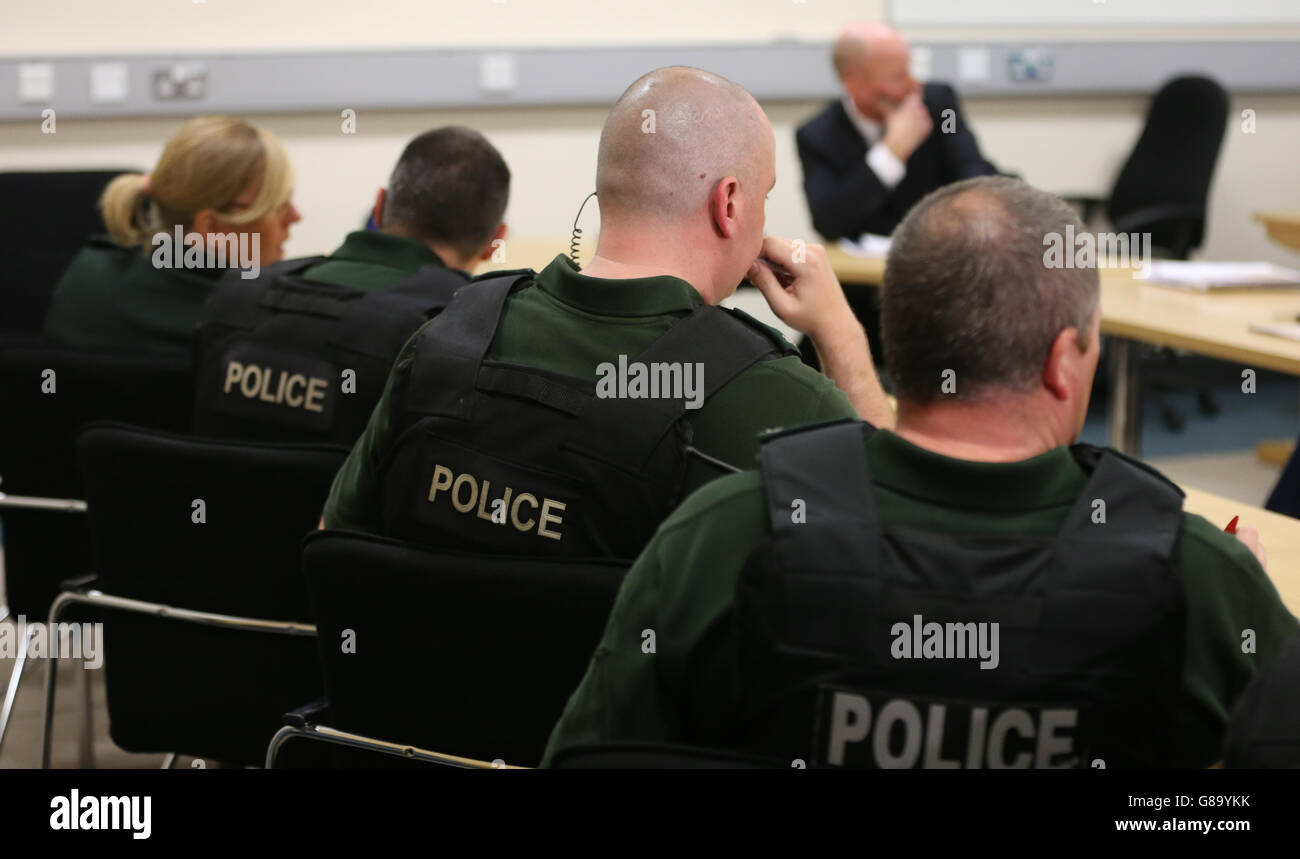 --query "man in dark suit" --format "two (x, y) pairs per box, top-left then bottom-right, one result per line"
(797, 21), (998, 241)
